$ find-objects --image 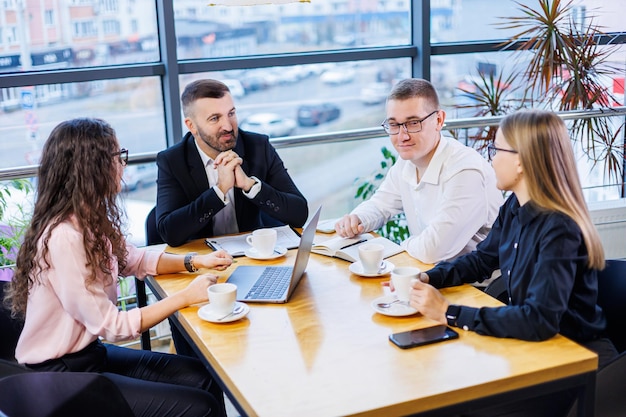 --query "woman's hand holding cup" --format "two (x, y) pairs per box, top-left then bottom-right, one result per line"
(184, 273), (219, 306)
